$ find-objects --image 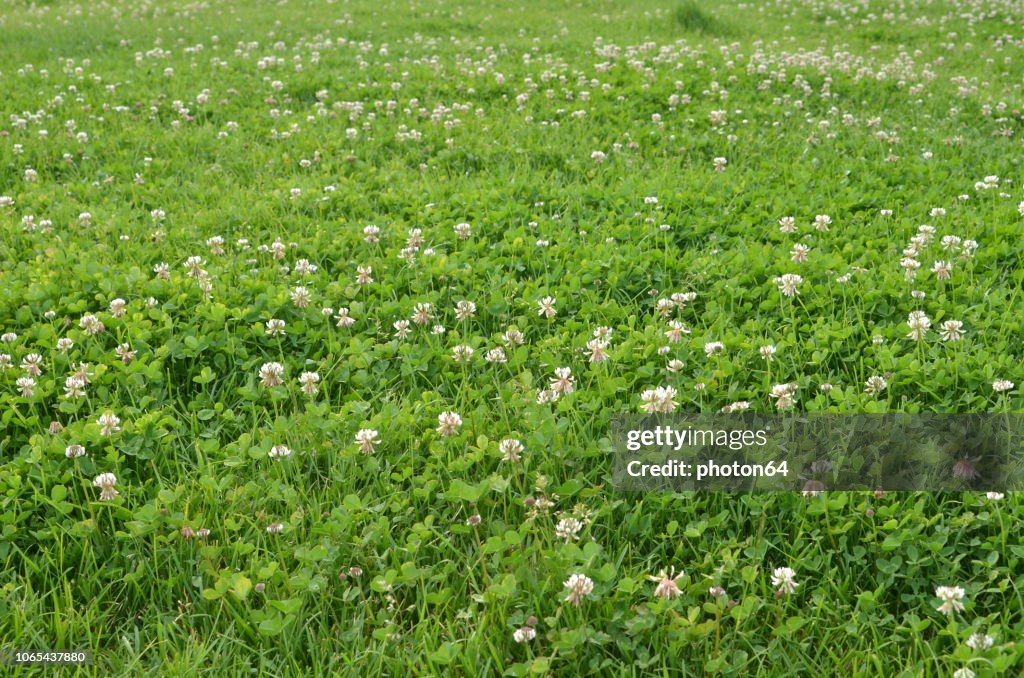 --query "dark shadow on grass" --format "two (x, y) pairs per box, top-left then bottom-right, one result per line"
(674, 0), (735, 36)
